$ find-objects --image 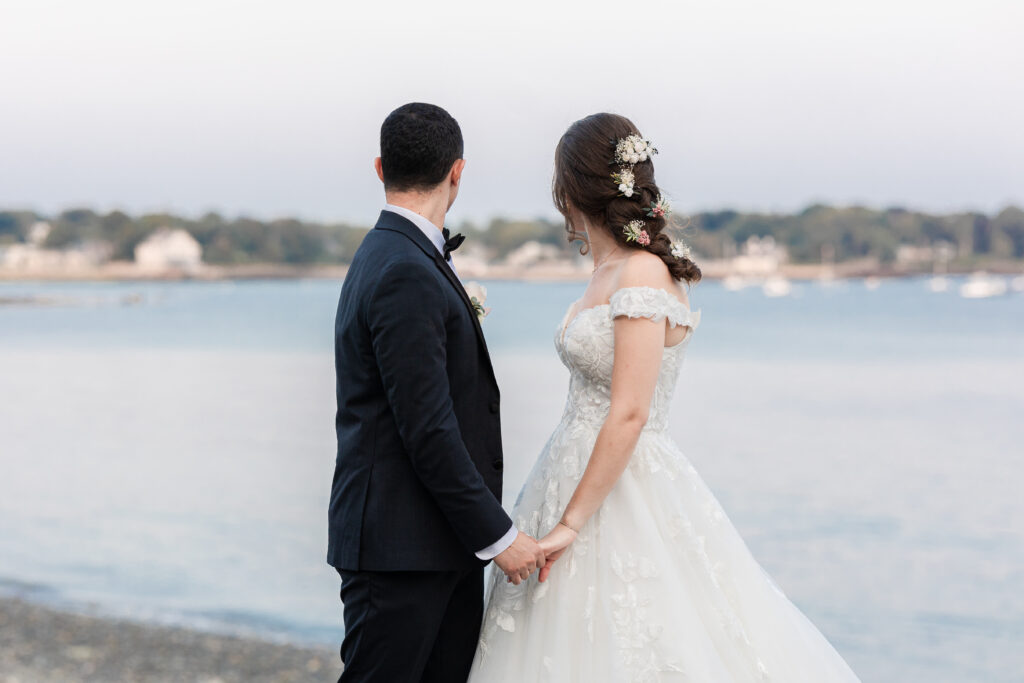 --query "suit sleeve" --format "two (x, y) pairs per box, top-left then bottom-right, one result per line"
(366, 262), (513, 554)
